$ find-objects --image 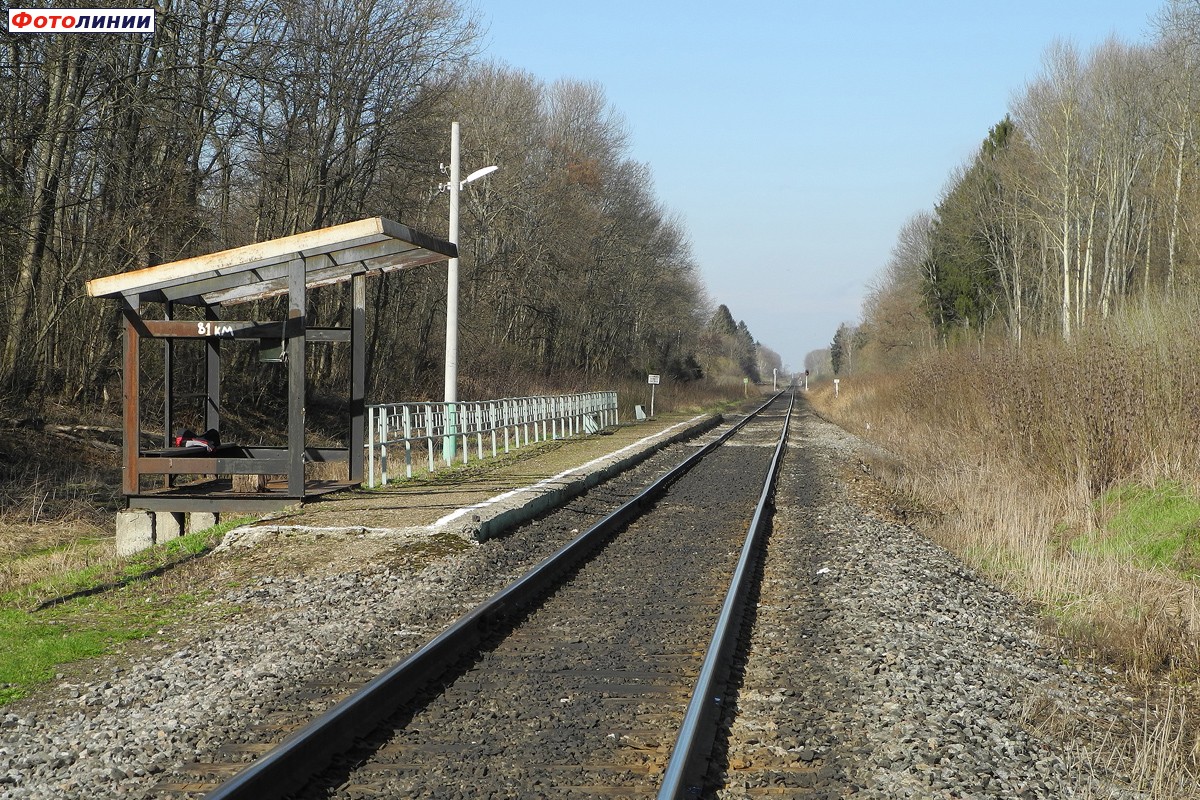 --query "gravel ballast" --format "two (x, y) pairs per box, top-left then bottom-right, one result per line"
(717, 406), (1155, 798)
